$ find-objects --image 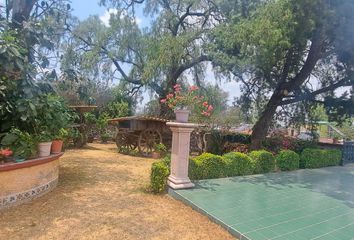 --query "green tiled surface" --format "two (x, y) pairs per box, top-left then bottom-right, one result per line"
(170, 165), (354, 240)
